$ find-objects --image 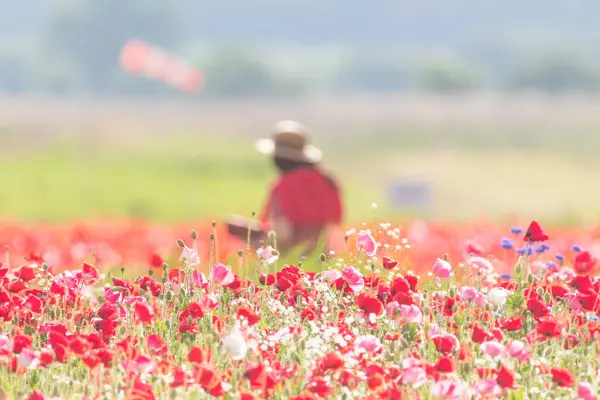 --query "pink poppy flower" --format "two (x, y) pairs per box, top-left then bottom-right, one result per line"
(529, 261), (548, 277)
(192, 270), (208, 289)
(479, 341), (505, 358)
(354, 335), (382, 354)
(564, 293), (582, 311)
(578, 382), (597, 400)
(506, 340), (531, 362)
(342, 266), (365, 292)
(357, 231), (377, 257)
(256, 246), (279, 264)
(322, 269), (342, 284)
(472, 379), (503, 397)
(211, 264), (235, 287)
(433, 258), (452, 278)
(401, 366), (427, 388)
(399, 304), (424, 325)
(431, 380), (468, 400)
(468, 256), (494, 275)
(459, 286), (487, 307)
